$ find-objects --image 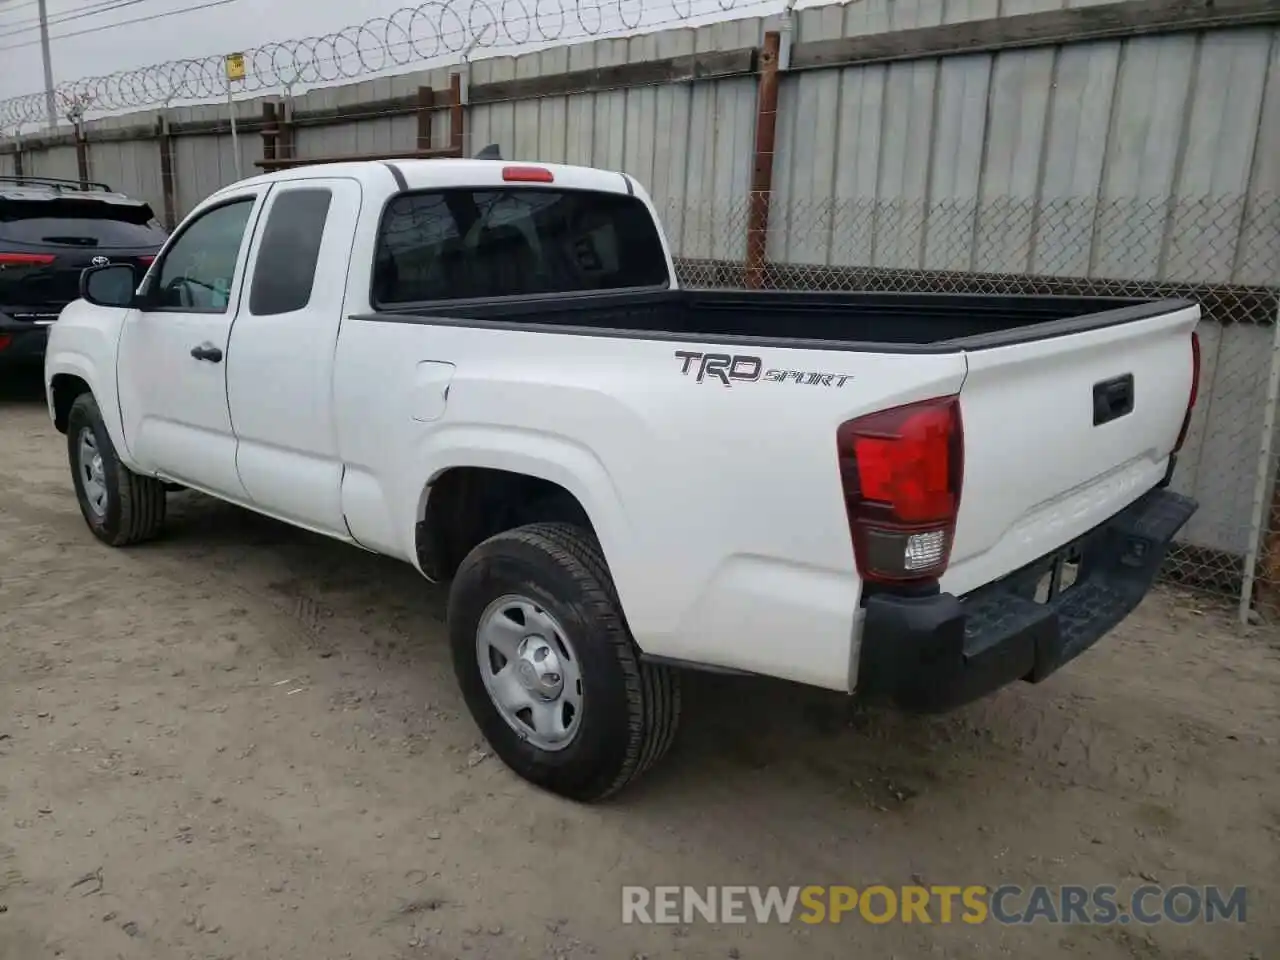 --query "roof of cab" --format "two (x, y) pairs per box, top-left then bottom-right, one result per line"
(212, 157), (633, 199)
